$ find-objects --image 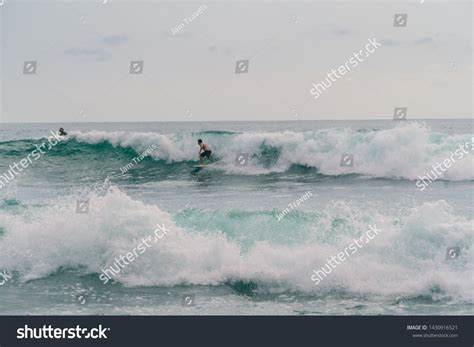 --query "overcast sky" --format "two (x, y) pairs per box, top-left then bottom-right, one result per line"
(1, 0), (472, 123)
